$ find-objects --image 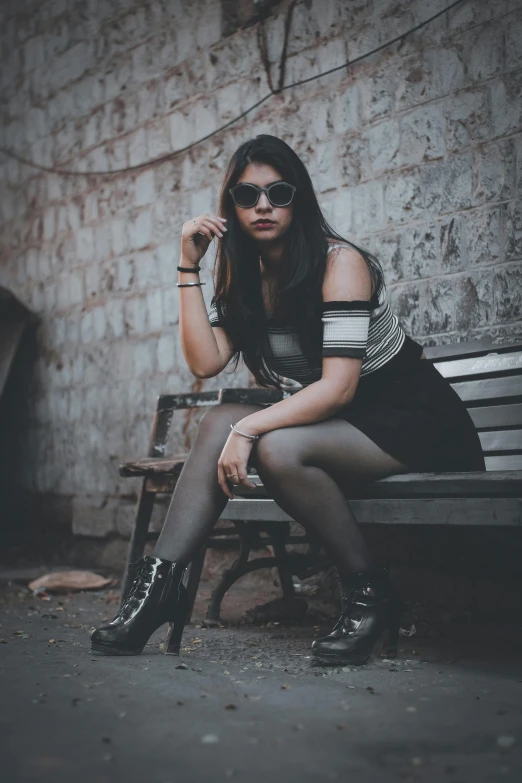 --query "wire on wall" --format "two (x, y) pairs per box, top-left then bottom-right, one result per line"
(0, 0), (466, 179)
